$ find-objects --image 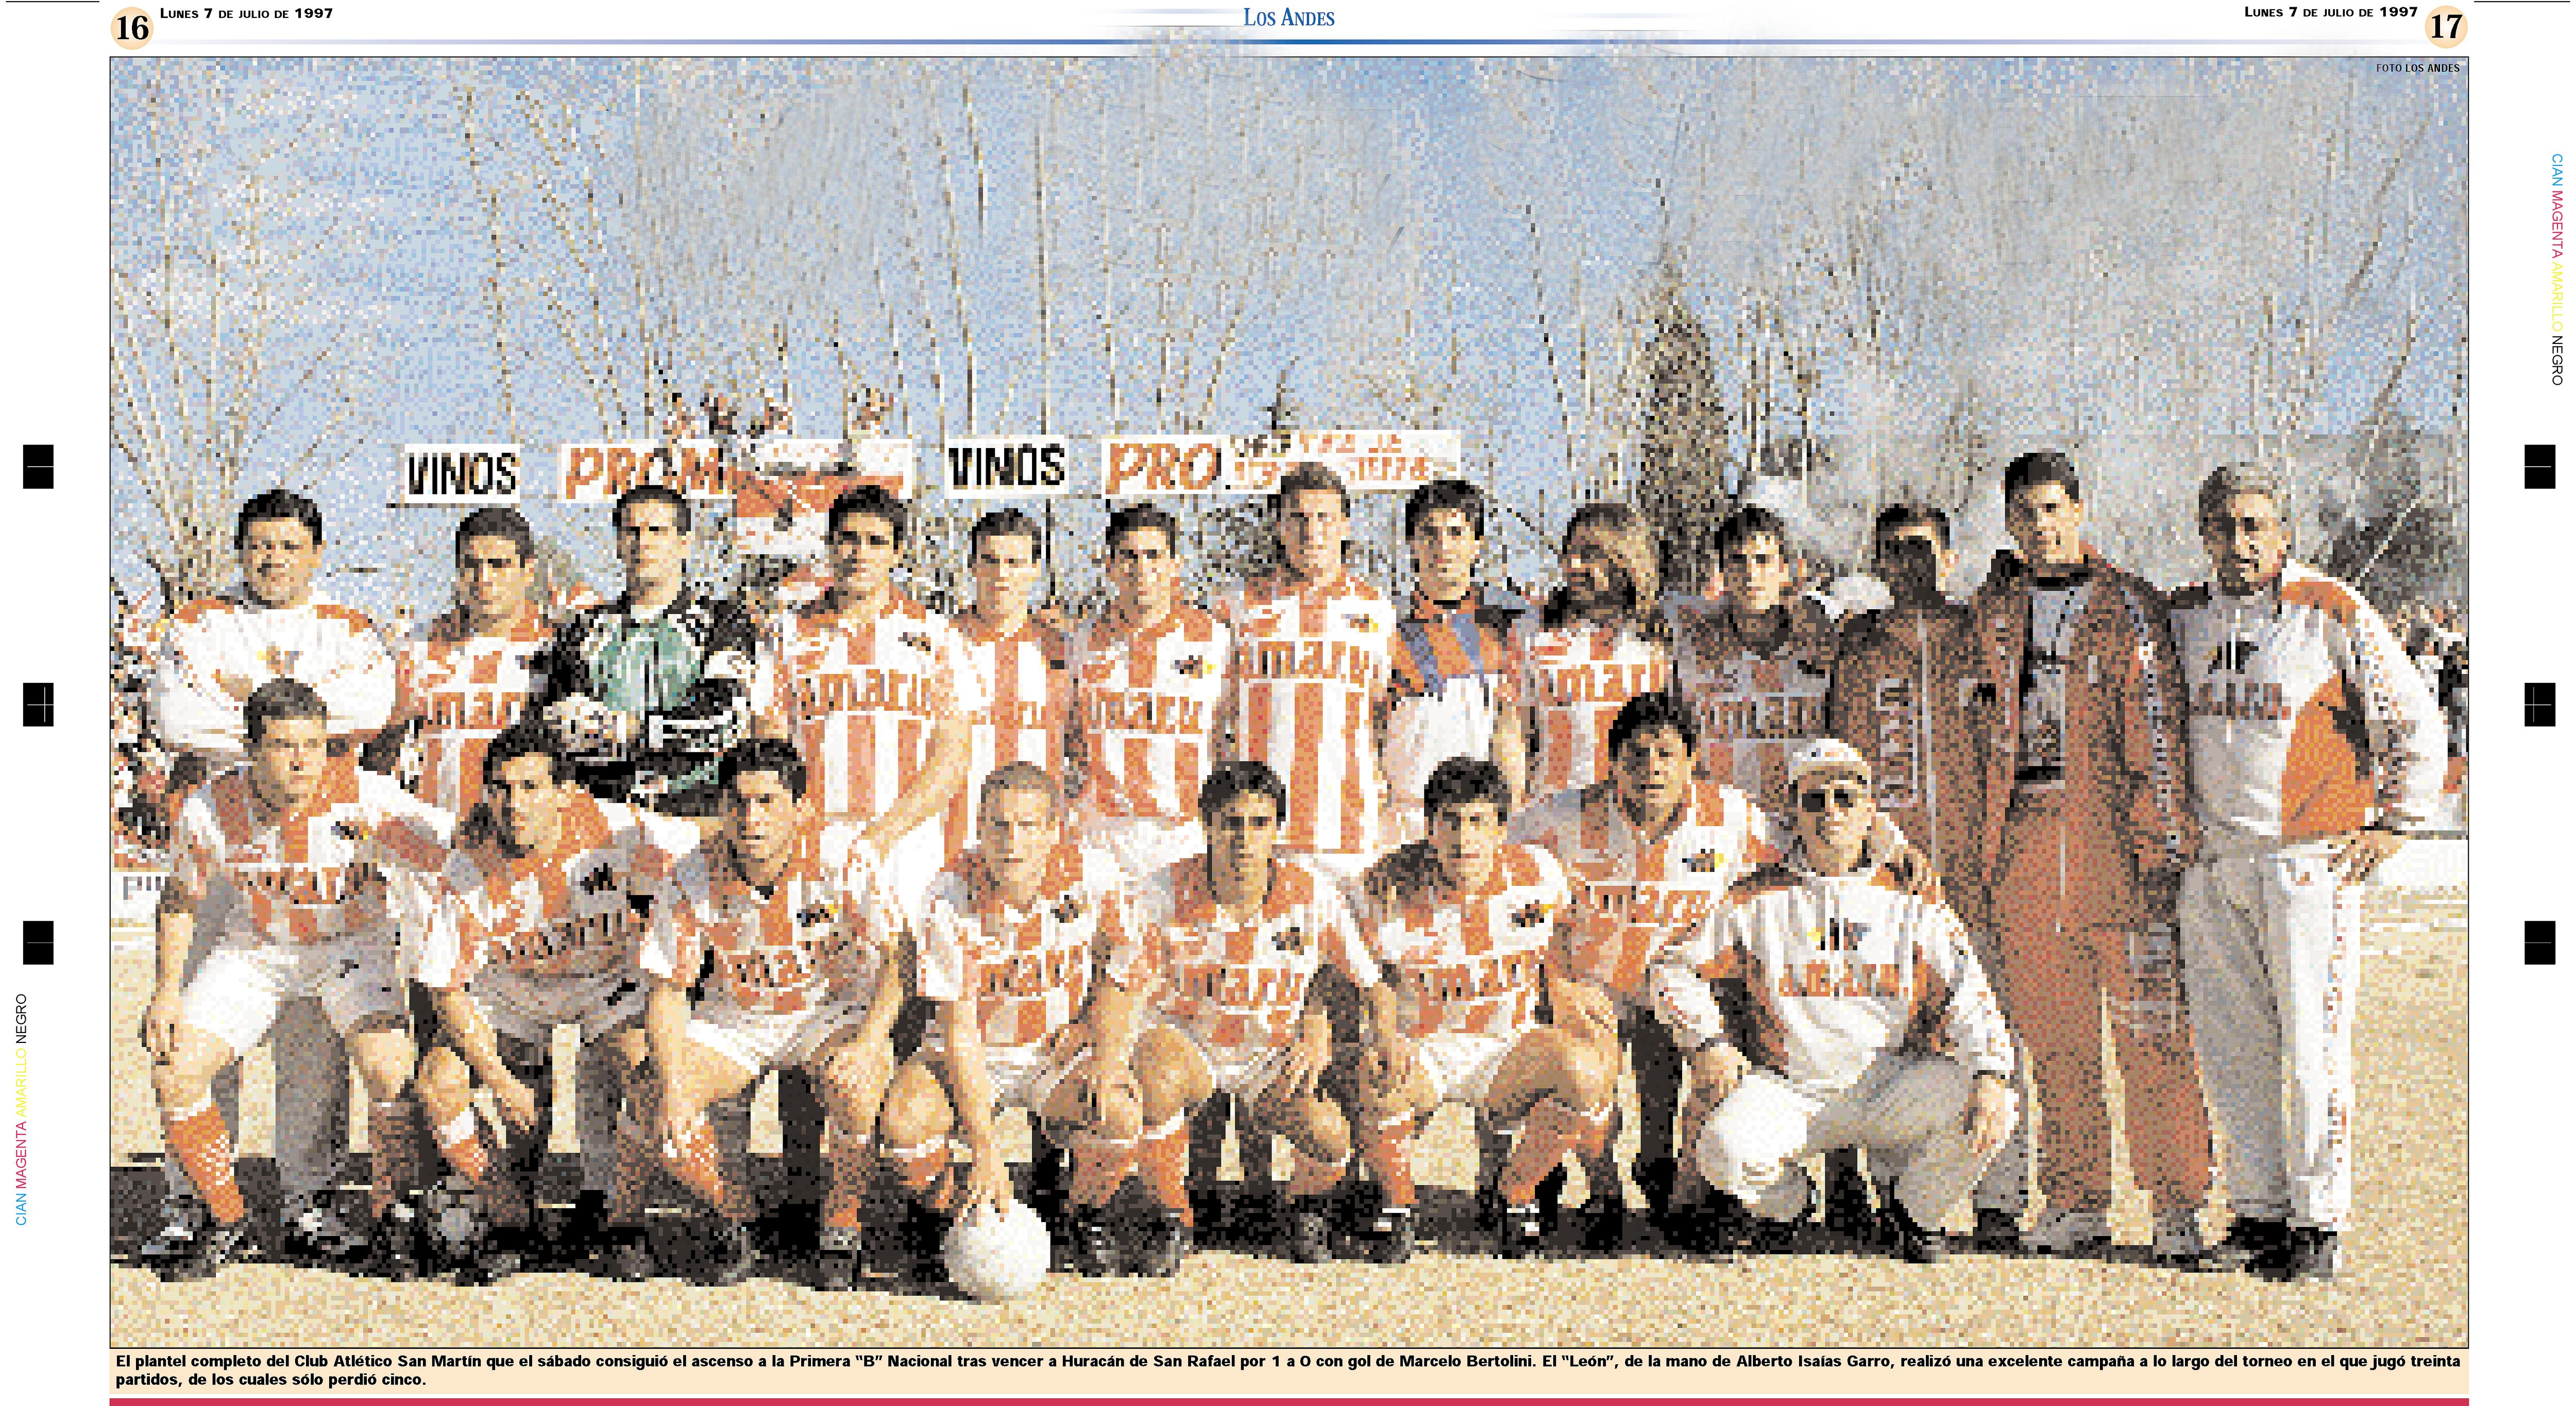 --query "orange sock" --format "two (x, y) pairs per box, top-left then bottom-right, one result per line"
(822, 1132), (875, 1232)
(1285, 1145), (1349, 1201)
(659, 1110), (754, 1222)
(1133, 1117), (1190, 1218)
(433, 1109), (530, 1227)
(161, 1098), (247, 1225)
(369, 1098), (425, 1219)
(1498, 1099), (1612, 1207)
(1355, 1111), (1421, 1208)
